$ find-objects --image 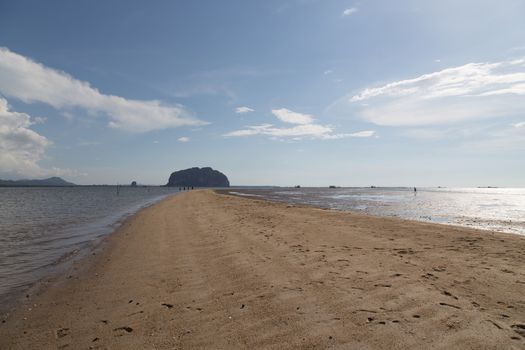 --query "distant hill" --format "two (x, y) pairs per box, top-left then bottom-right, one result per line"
(166, 167), (230, 187)
(0, 177), (77, 187)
